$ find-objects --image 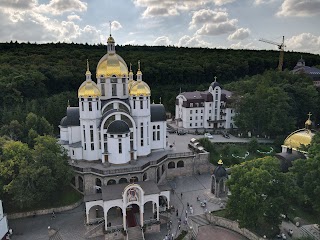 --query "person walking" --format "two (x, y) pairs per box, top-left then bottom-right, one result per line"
(51, 210), (56, 220)
(180, 192), (183, 198)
